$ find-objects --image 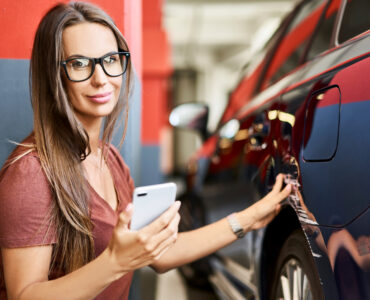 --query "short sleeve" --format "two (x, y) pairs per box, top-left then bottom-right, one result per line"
(0, 153), (57, 248)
